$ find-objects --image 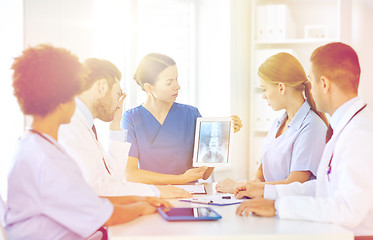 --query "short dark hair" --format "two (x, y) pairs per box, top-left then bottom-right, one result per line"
(310, 42), (360, 93)
(12, 44), (84, 116)
(83, 58), (122, 91)
(133, 53), (176, 90)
